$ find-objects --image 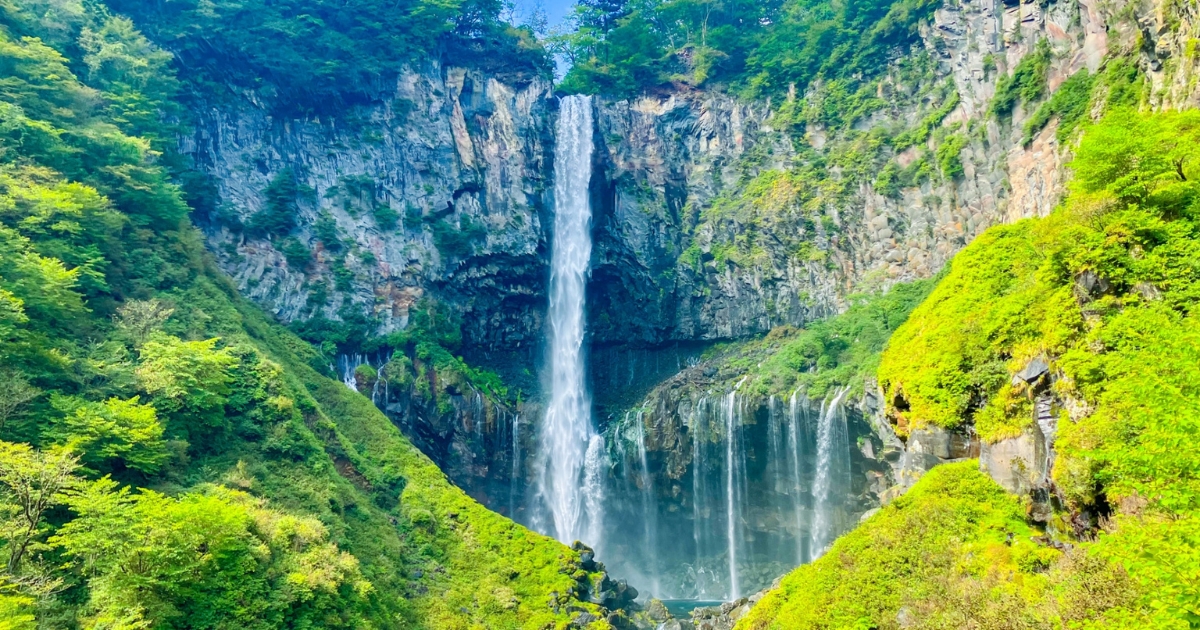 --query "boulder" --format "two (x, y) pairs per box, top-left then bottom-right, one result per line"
(646, 599), (670, 623)
(1015, 357), (1049, 384)
(979, 431), (1040, 494)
